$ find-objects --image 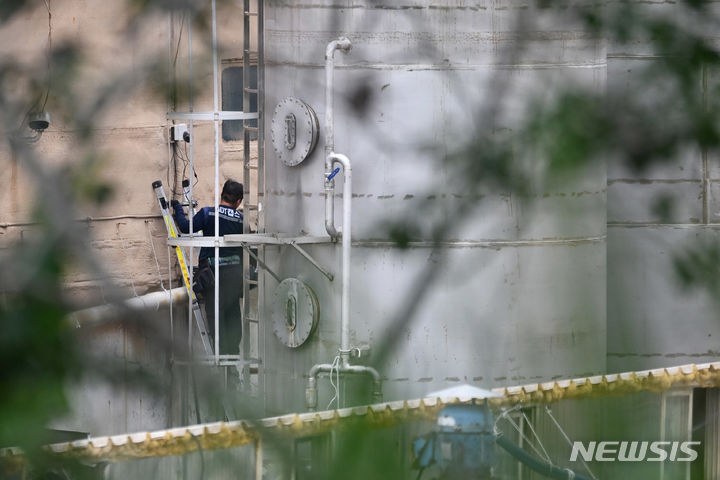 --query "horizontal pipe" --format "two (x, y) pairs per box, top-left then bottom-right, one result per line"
(67, 287), (187, 328)
(309, 363), (336, 380)
(341, 364), (381, 385)
(306, 362), (382, 411)
(167, 111), (258, 121)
